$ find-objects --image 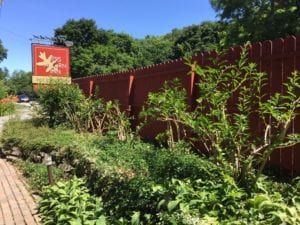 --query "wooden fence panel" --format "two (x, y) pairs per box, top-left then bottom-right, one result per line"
(293, 36), (300, 175)
(281, 37), (296, 173)
(74, 78), (90, 96)
(270, 39), (285, 169)
(92, 72), (132, 111)
(132, 60), (191, 139)
(73, 36), (300, 175)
